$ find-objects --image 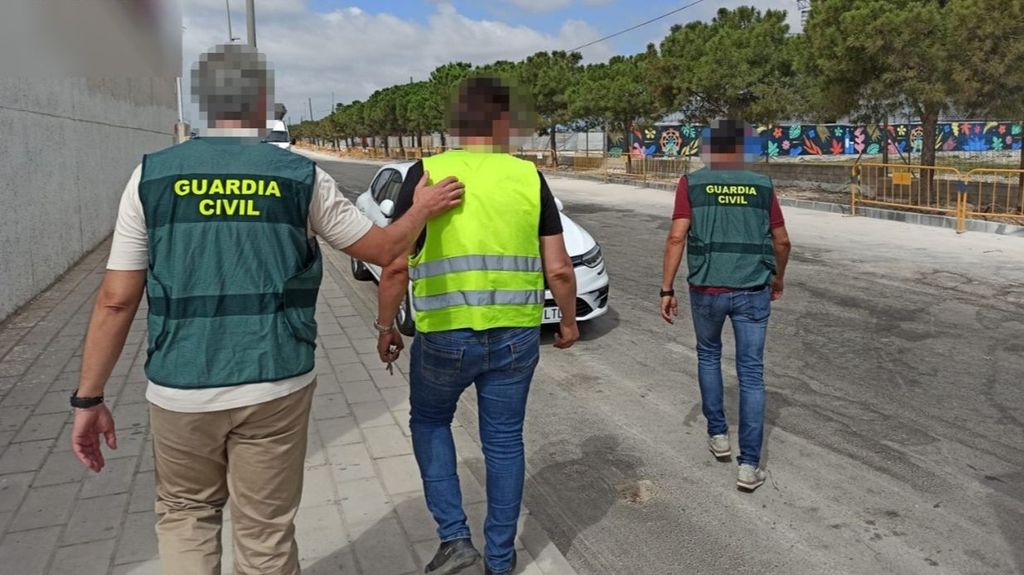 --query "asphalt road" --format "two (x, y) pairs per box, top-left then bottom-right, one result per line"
(314, 156), (1024, 575)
